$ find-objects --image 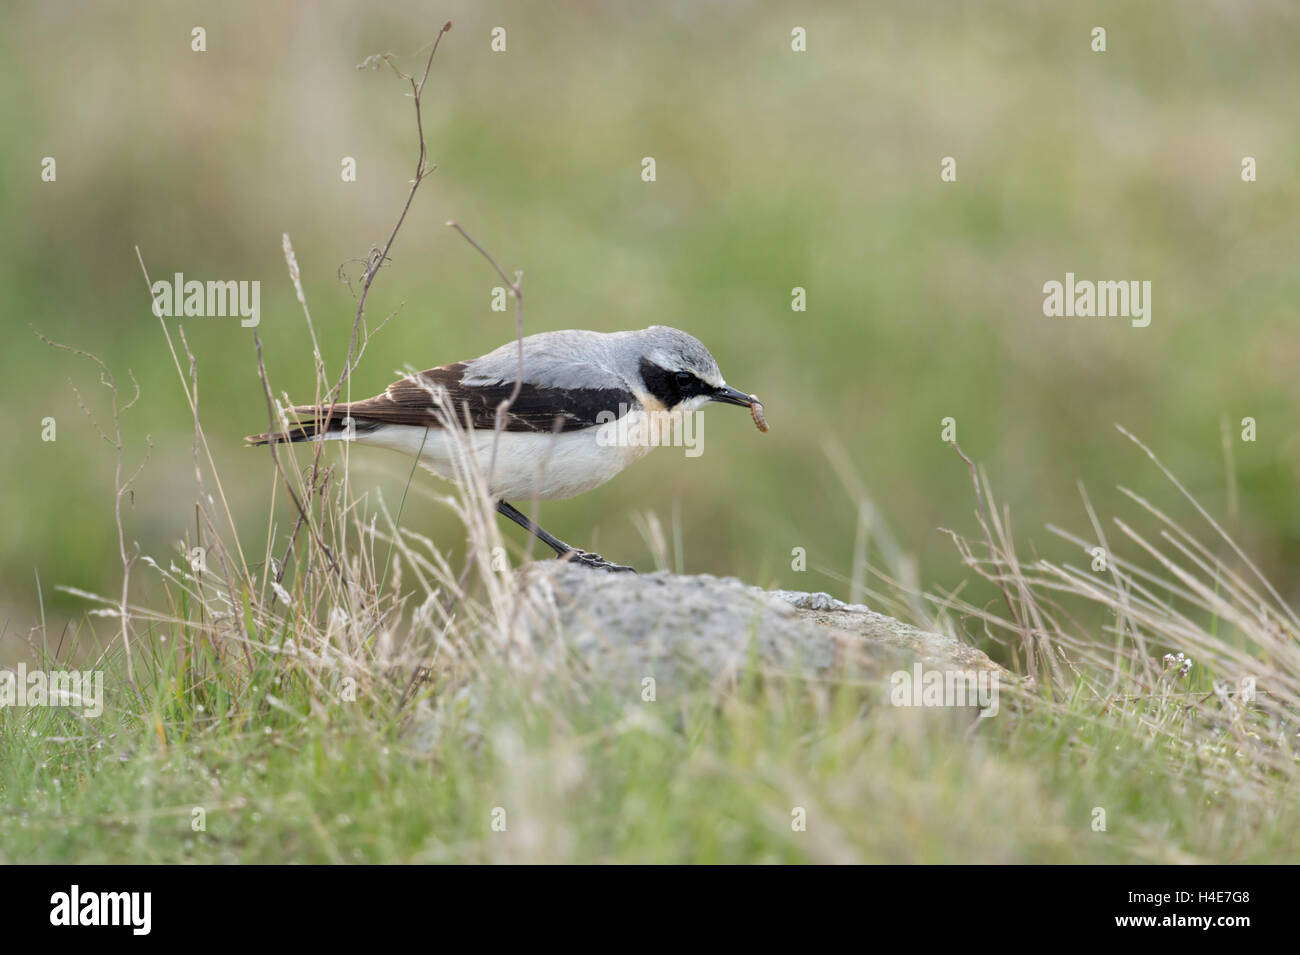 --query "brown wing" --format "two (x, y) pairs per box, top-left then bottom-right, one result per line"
(296, 363), (637, 434)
